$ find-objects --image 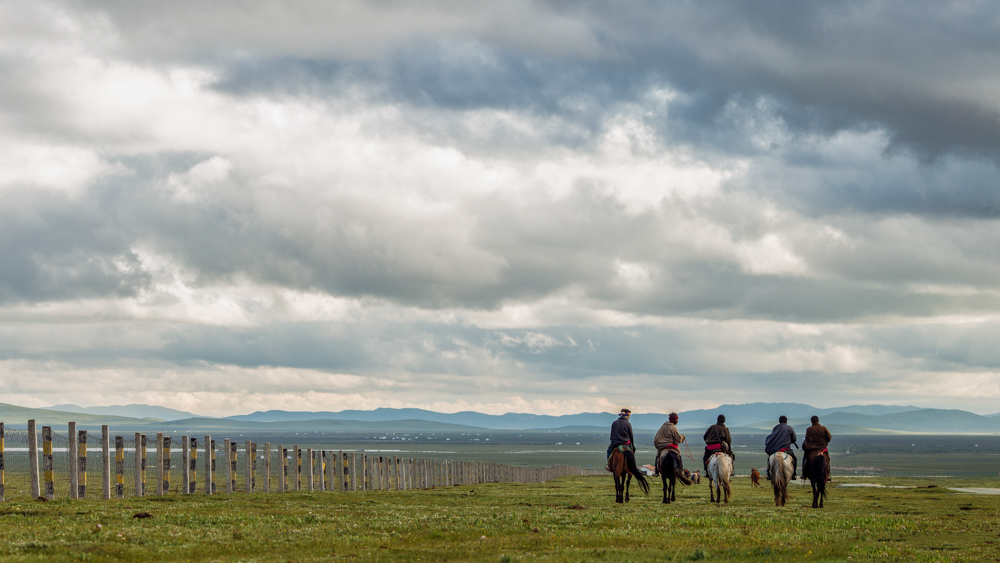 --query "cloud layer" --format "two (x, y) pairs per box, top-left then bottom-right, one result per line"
(2, 0), (1000, 415)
